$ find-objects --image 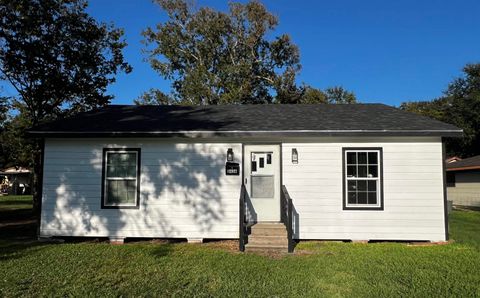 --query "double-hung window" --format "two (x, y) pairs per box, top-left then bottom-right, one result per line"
(343, 148), (383, 210)
(102, 148), (140, 209)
